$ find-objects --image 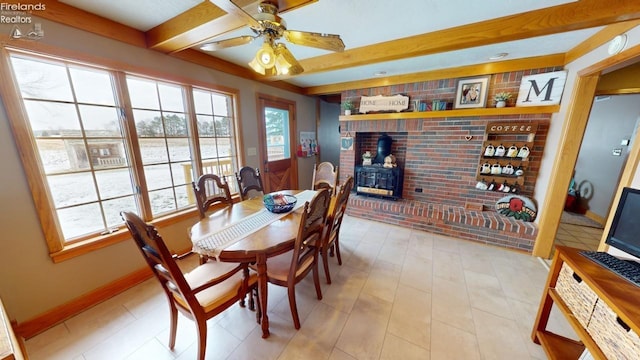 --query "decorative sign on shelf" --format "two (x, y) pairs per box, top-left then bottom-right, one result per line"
(516, 70), (567, 107)
(486, 122), (538, 134)
(359, 94), (409, 113)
